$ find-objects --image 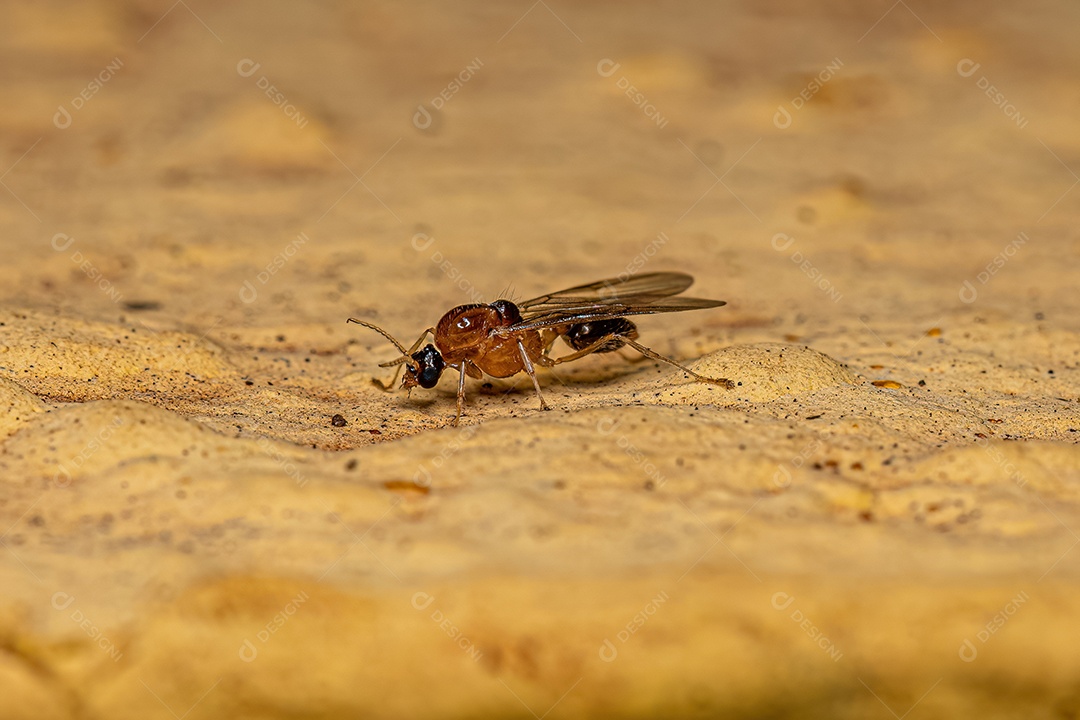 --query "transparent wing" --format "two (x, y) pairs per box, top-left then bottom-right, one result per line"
(507, 295), (726, 333)
(519, 272), (695, 312)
